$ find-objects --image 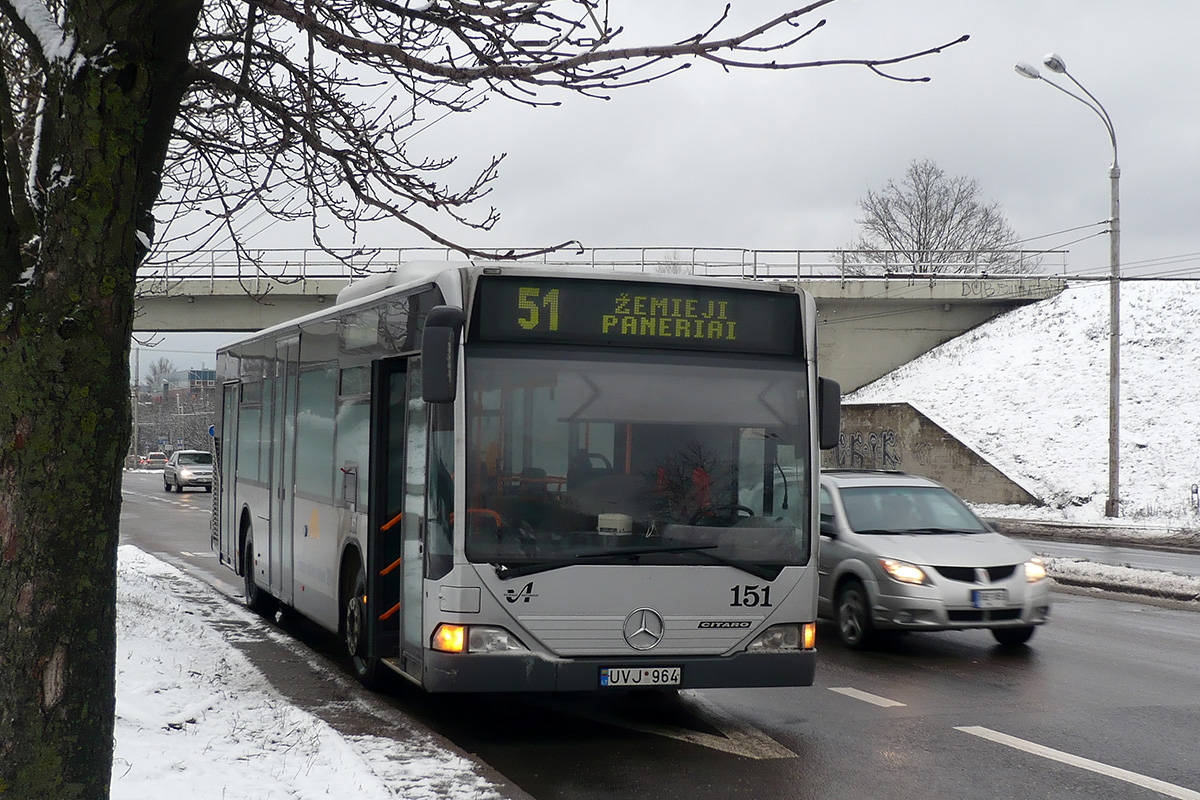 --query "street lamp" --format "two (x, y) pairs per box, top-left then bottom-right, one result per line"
(1015, 53), (1121, 518)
